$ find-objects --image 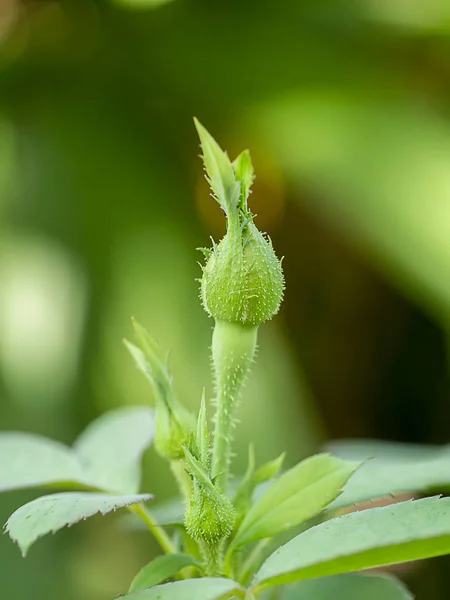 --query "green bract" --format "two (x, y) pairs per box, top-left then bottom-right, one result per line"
(2, 120), (450, 600)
